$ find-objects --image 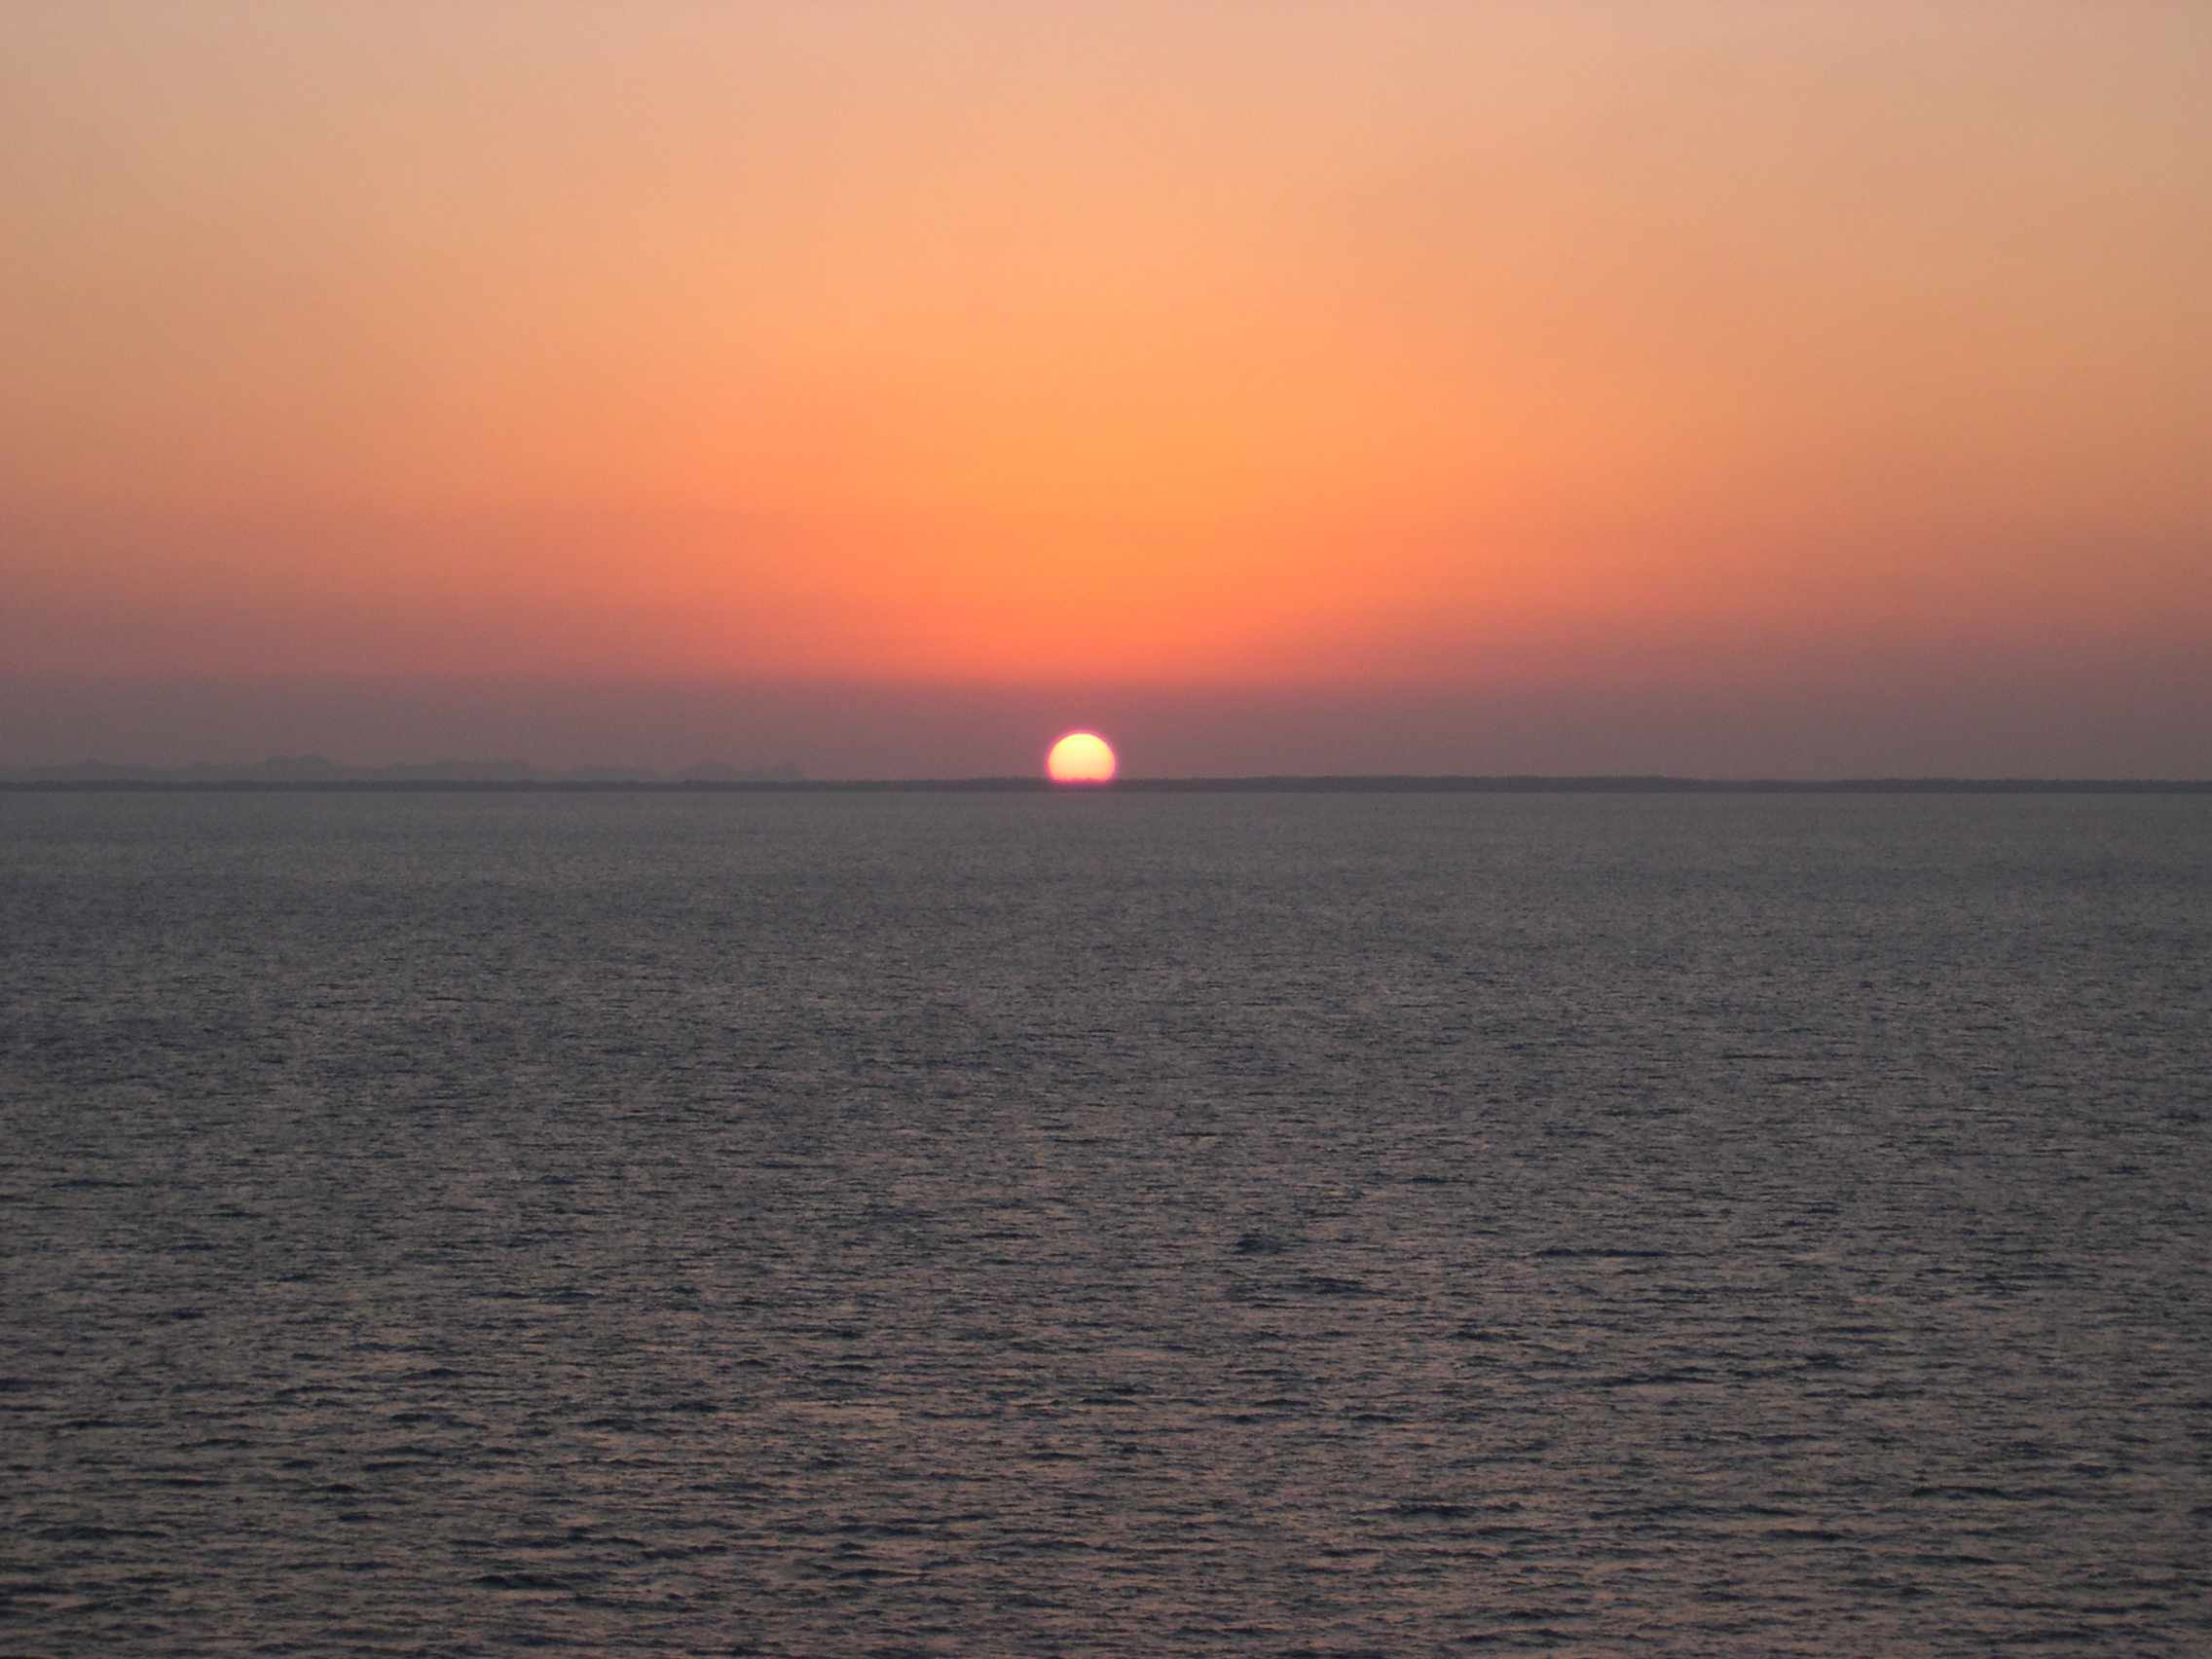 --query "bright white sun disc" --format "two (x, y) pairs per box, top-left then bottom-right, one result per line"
(1047, 731), (1117, 784)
